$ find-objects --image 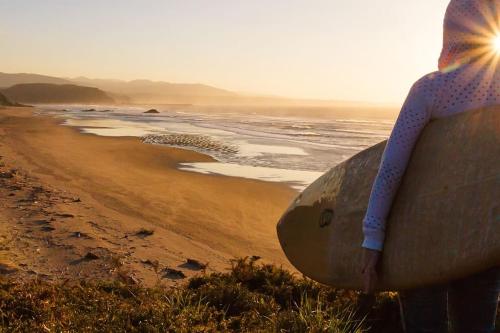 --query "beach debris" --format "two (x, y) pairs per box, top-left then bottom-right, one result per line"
(82, 108), (96, 112)
(83, 252), (99, 260)
(0, 170), (15, 179)
(135, 228), (154, 238)
(180, 258), (207, 271)
(144, 109), (160, 114)
(142, 134), (238, 154)
(7, 185), (21, 191)
(119, 273), (140, 285)
(163, 267), (186, 279)
(34, 219), (50, 225)
(71, 231), (91, 239)
(0, 261), (18, 274)
(41, 226), (55, 232)
(141, 259), (160, 271)
(141, 259), (156, 265)
(56, 213), (74, 218)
